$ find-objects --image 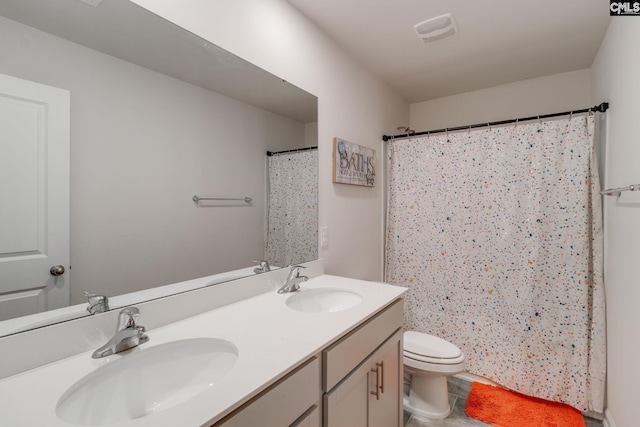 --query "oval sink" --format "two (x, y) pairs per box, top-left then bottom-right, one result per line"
(56, 338), (238, 426)
(286, 288), (363, 313)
